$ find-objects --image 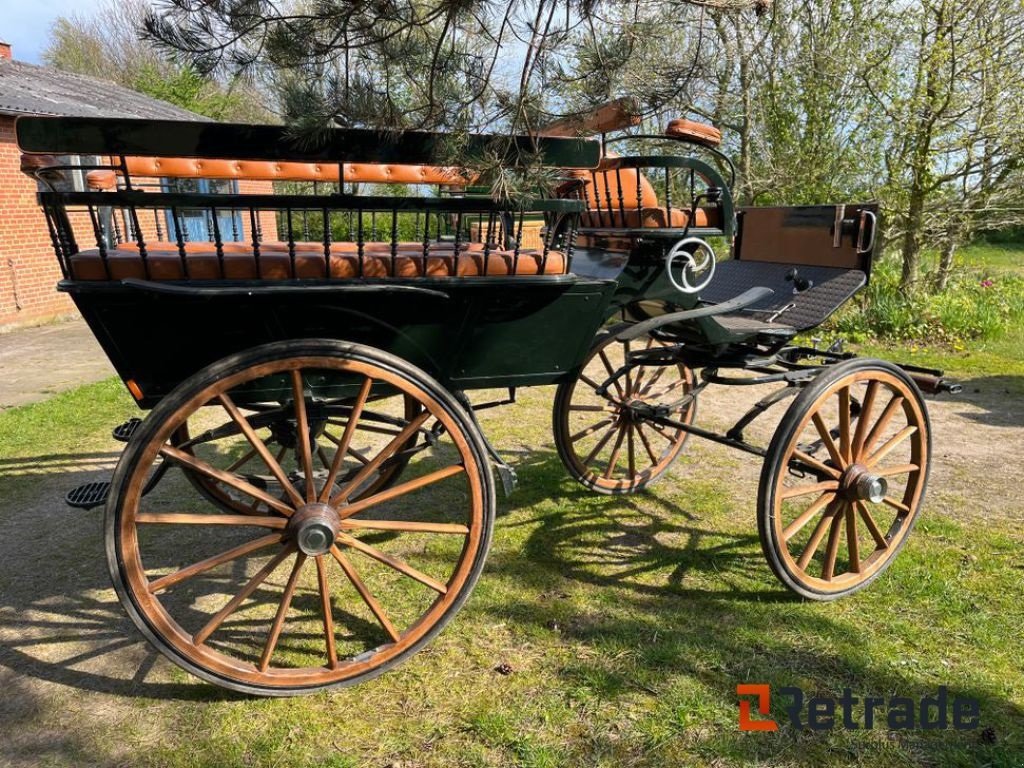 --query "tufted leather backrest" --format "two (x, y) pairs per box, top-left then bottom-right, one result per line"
(85, 156), (473, 190)
(566, 156), (659, 211)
